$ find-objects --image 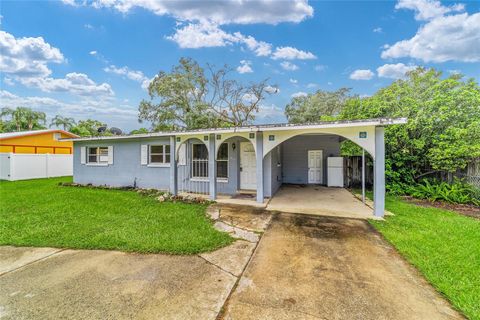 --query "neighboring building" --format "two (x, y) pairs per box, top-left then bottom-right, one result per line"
(0, 129), (78, 154)
(68, 118), (407, 217)
(0, 129), (79, 181)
